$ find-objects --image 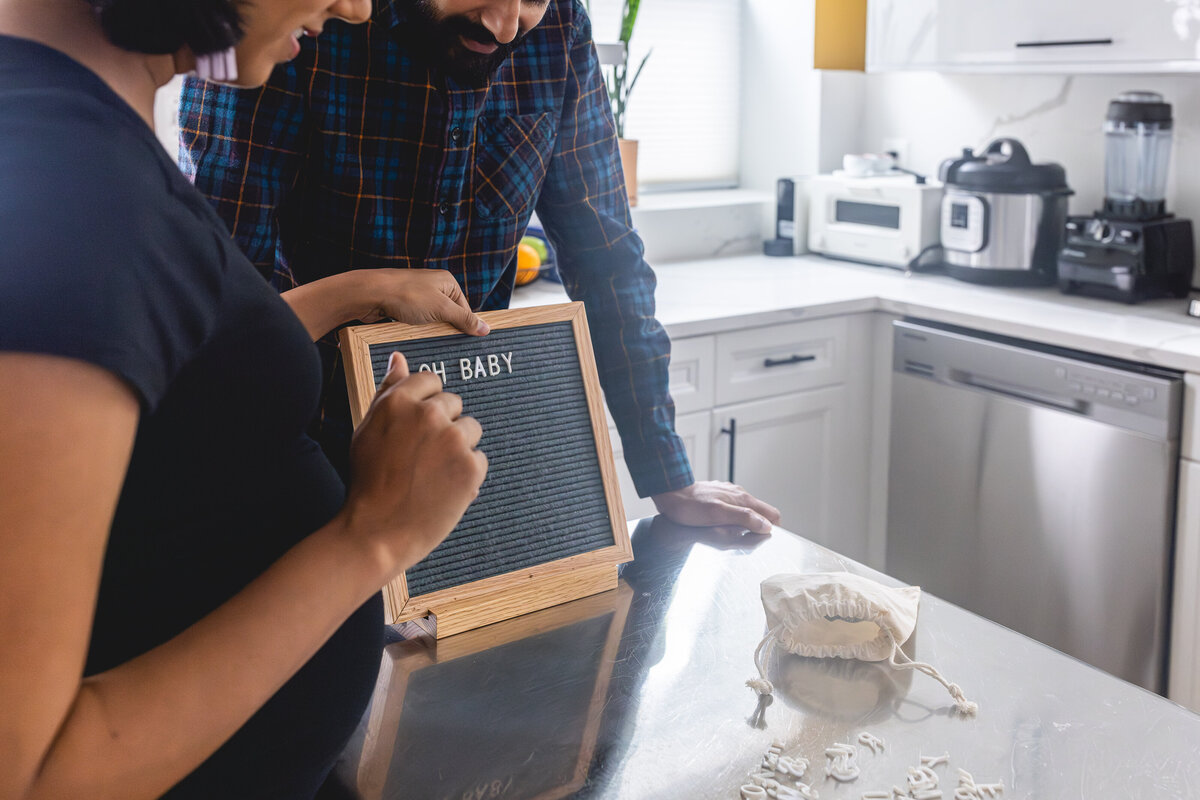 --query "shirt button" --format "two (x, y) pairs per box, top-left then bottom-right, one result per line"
(450, 126), (463, 143)
(438, 201), (450, 216)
